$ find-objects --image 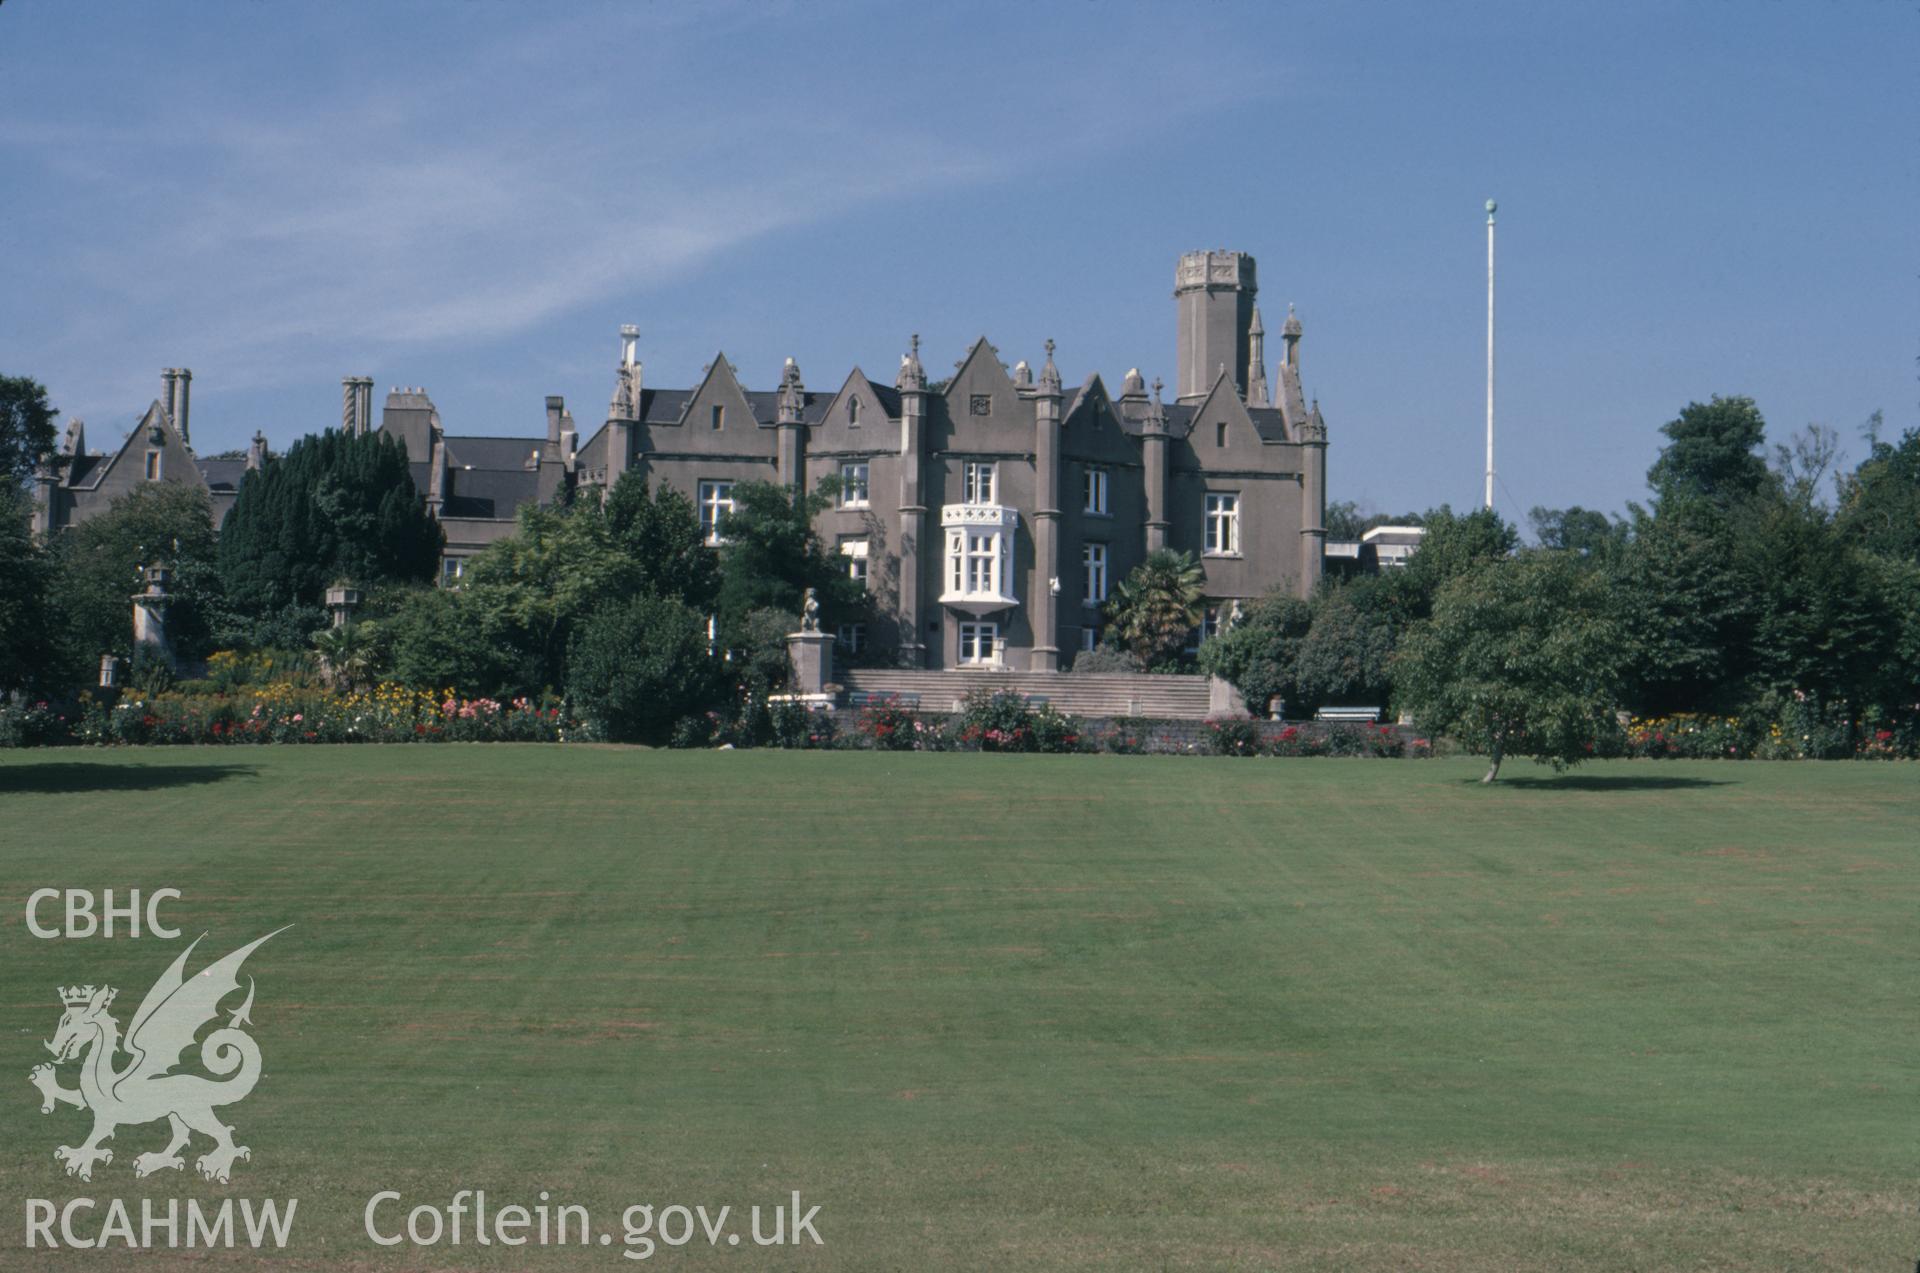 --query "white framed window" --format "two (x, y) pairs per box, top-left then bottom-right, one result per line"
(145, 450), (162, 481)
(965, 532), (997, 593)
(1204, 492), (1240, 556)
(440, 556), (468, 586)
(698, 480), (735, 544)
(1084, 466), (1110, 515)
(959, 621), (1000, 665)
(1081, 626), (1099, 653)
(840, 537), (869, 585)
(962, 460), (996, 504)
(1083, 542), (1108, 606)
(836, 622), (866, 654)
(840, 462), (870, 508)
